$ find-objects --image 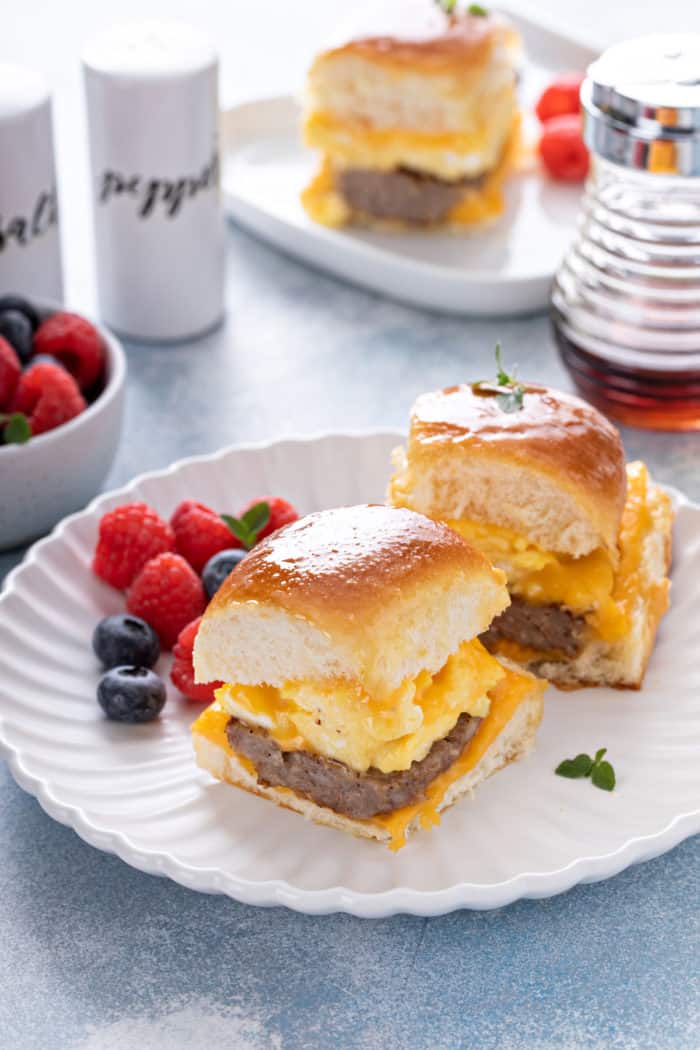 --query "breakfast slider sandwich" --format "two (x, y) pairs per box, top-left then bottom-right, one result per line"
(192, 504), (544, 850)
(301, 2), (521, 229)
(389, 362), (673, 689)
